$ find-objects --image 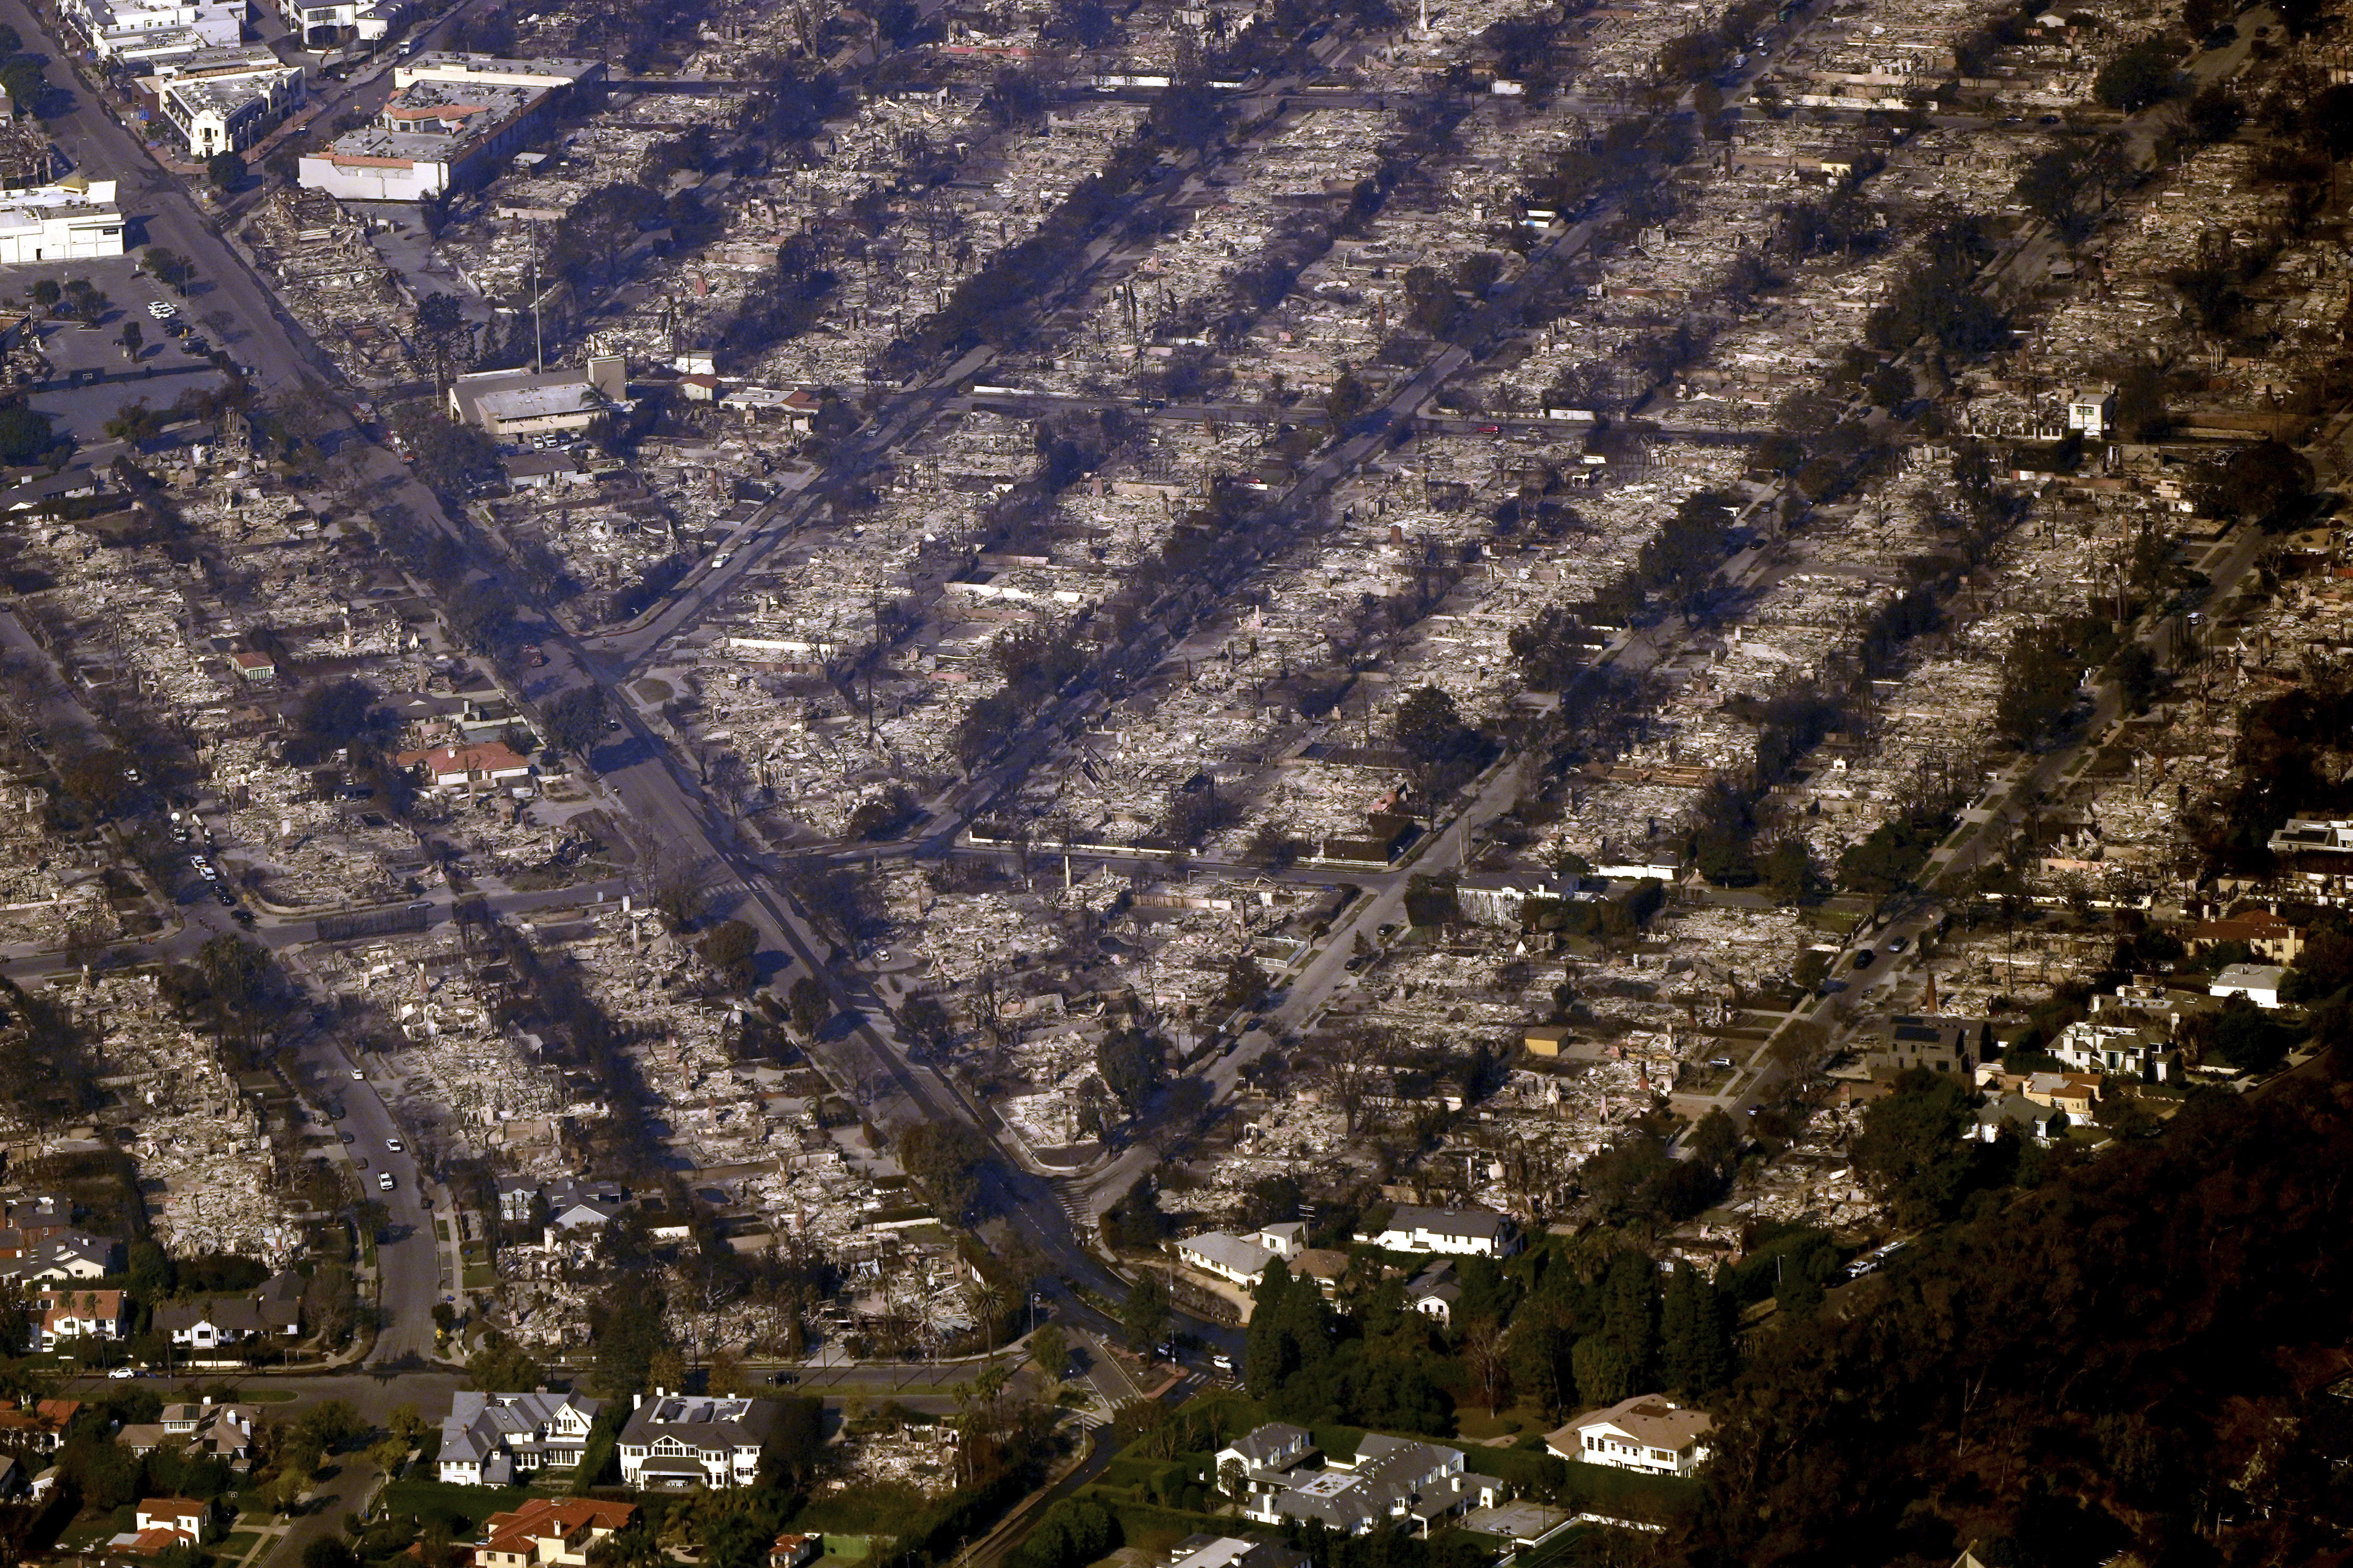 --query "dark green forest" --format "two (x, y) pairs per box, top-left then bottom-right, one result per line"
(1663, 1058), (2353, 1568)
